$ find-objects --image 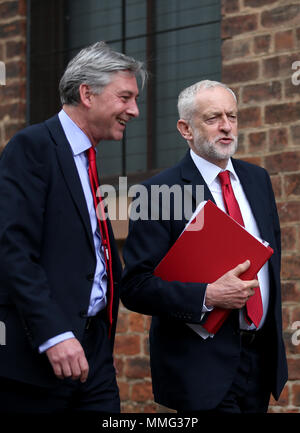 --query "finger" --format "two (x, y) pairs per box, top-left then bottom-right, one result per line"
(231, 260), (251, 276)
(244, 288), (256, 304)
(52, 362), (64, 380)
(247, 279), (259, 289)
(78, 355), (89, 383)
(248, 288), (256, 297)
(69, 359), (82, 381)
(61, 361), (72, 379)
(67, 350), (87, 381)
